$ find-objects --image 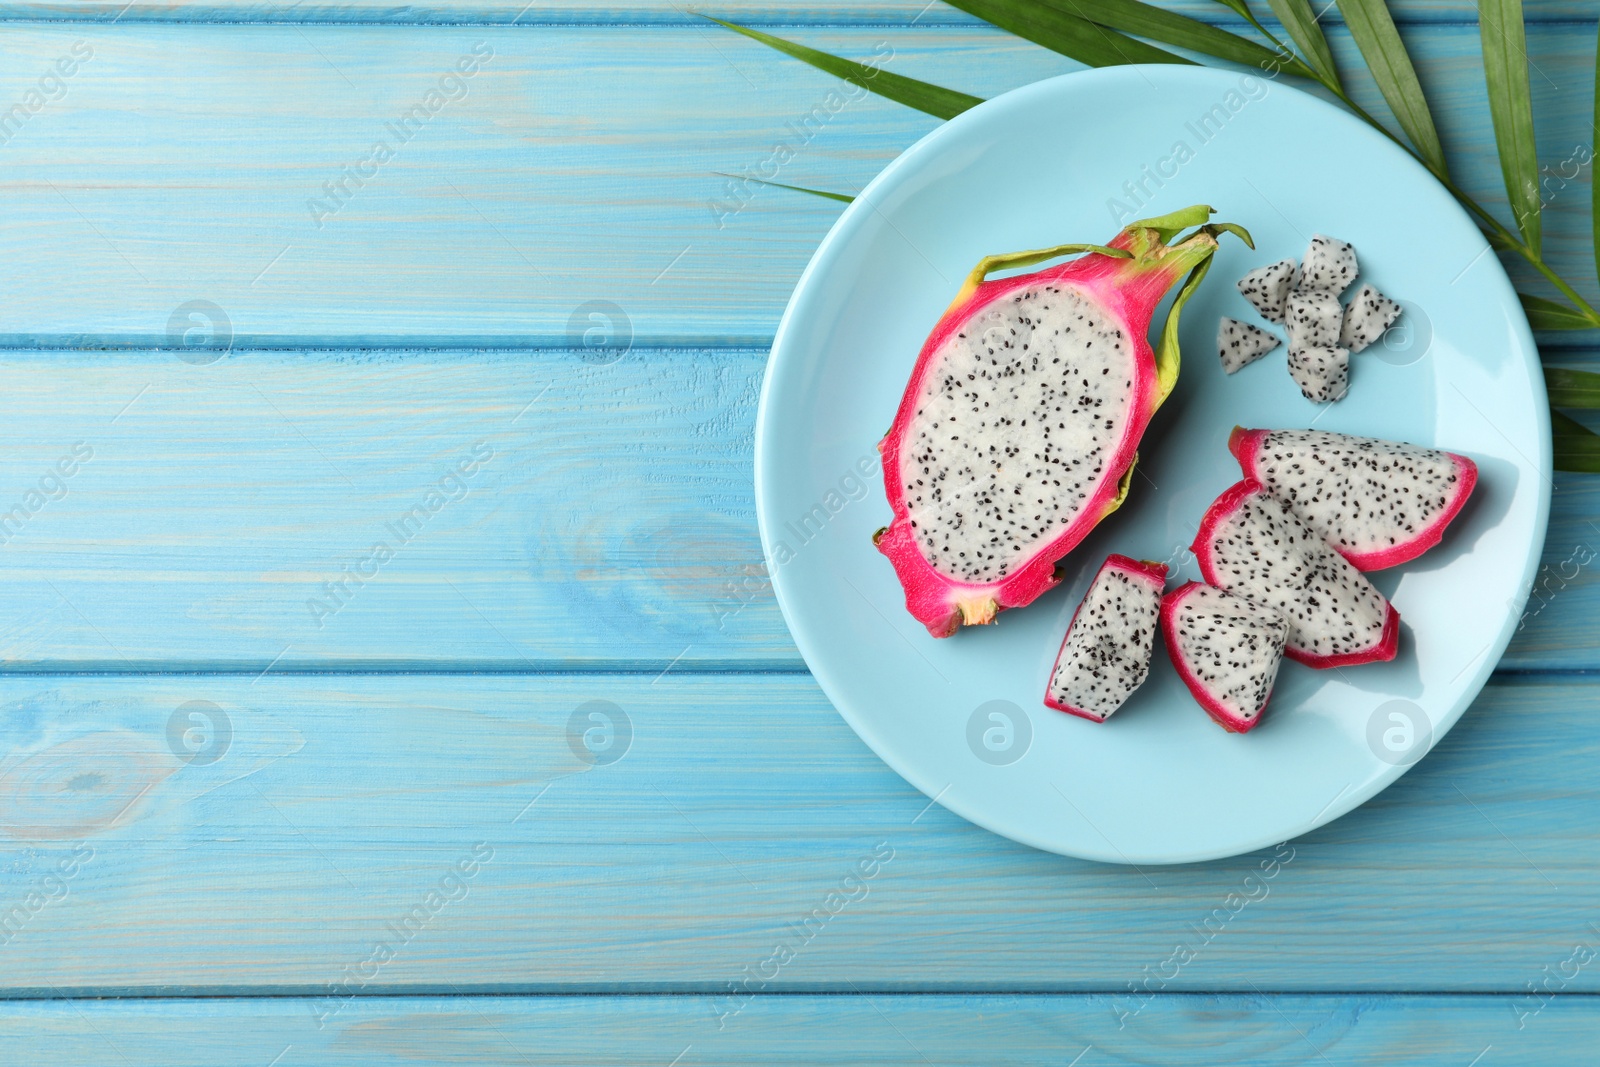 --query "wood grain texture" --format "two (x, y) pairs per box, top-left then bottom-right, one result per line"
(0, 0), (1590, 24)
(0, 674), (1596, 992)
(0, 347), (1582, 670)
(0, 3), (1596, 1051)
(0, 993), (1592, 1064)
(0, 349), (788, 668)
(0, 23), (1595, 345)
